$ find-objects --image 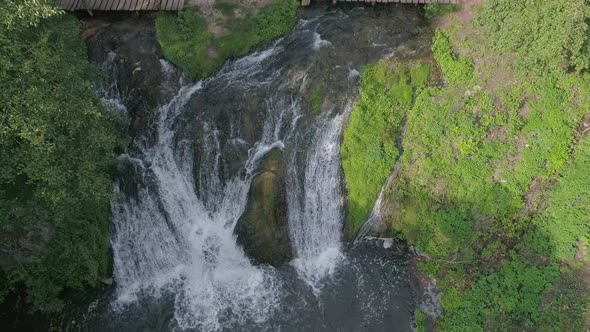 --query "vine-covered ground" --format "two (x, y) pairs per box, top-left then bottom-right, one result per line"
(342, 1), (590, 330)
